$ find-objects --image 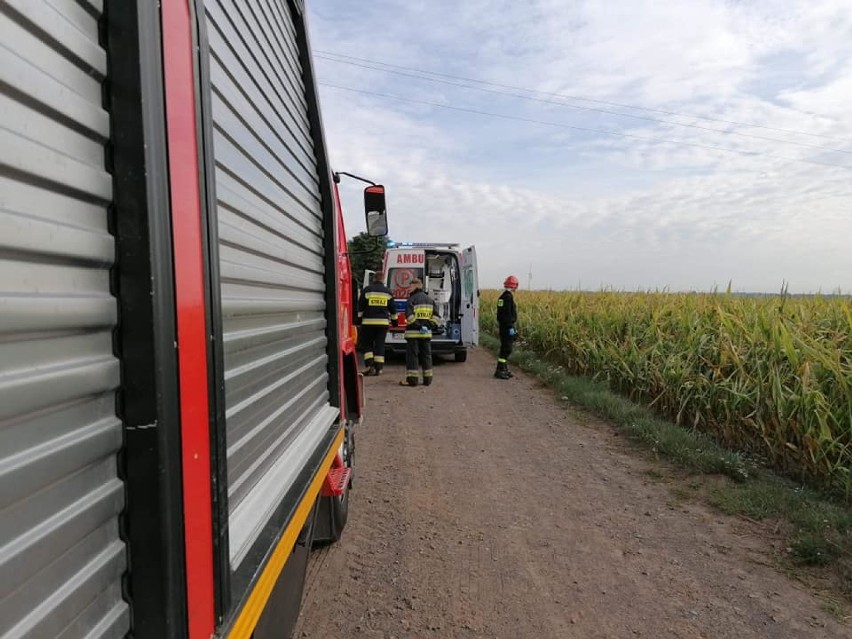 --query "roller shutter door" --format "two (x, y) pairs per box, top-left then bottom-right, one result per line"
(0, 1), (128, 637)
(201, 0), (338, 568)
